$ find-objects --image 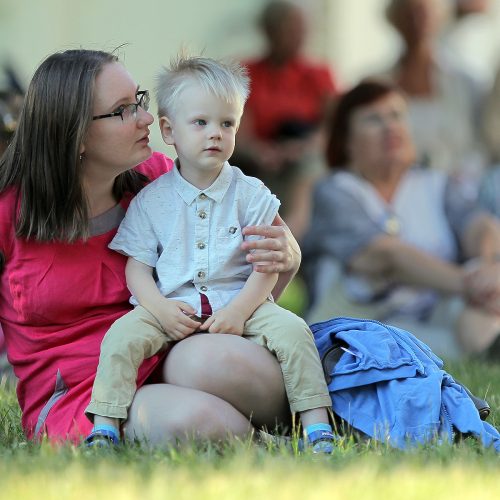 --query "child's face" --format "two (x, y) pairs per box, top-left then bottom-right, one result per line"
(161, 81), (242, 178)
